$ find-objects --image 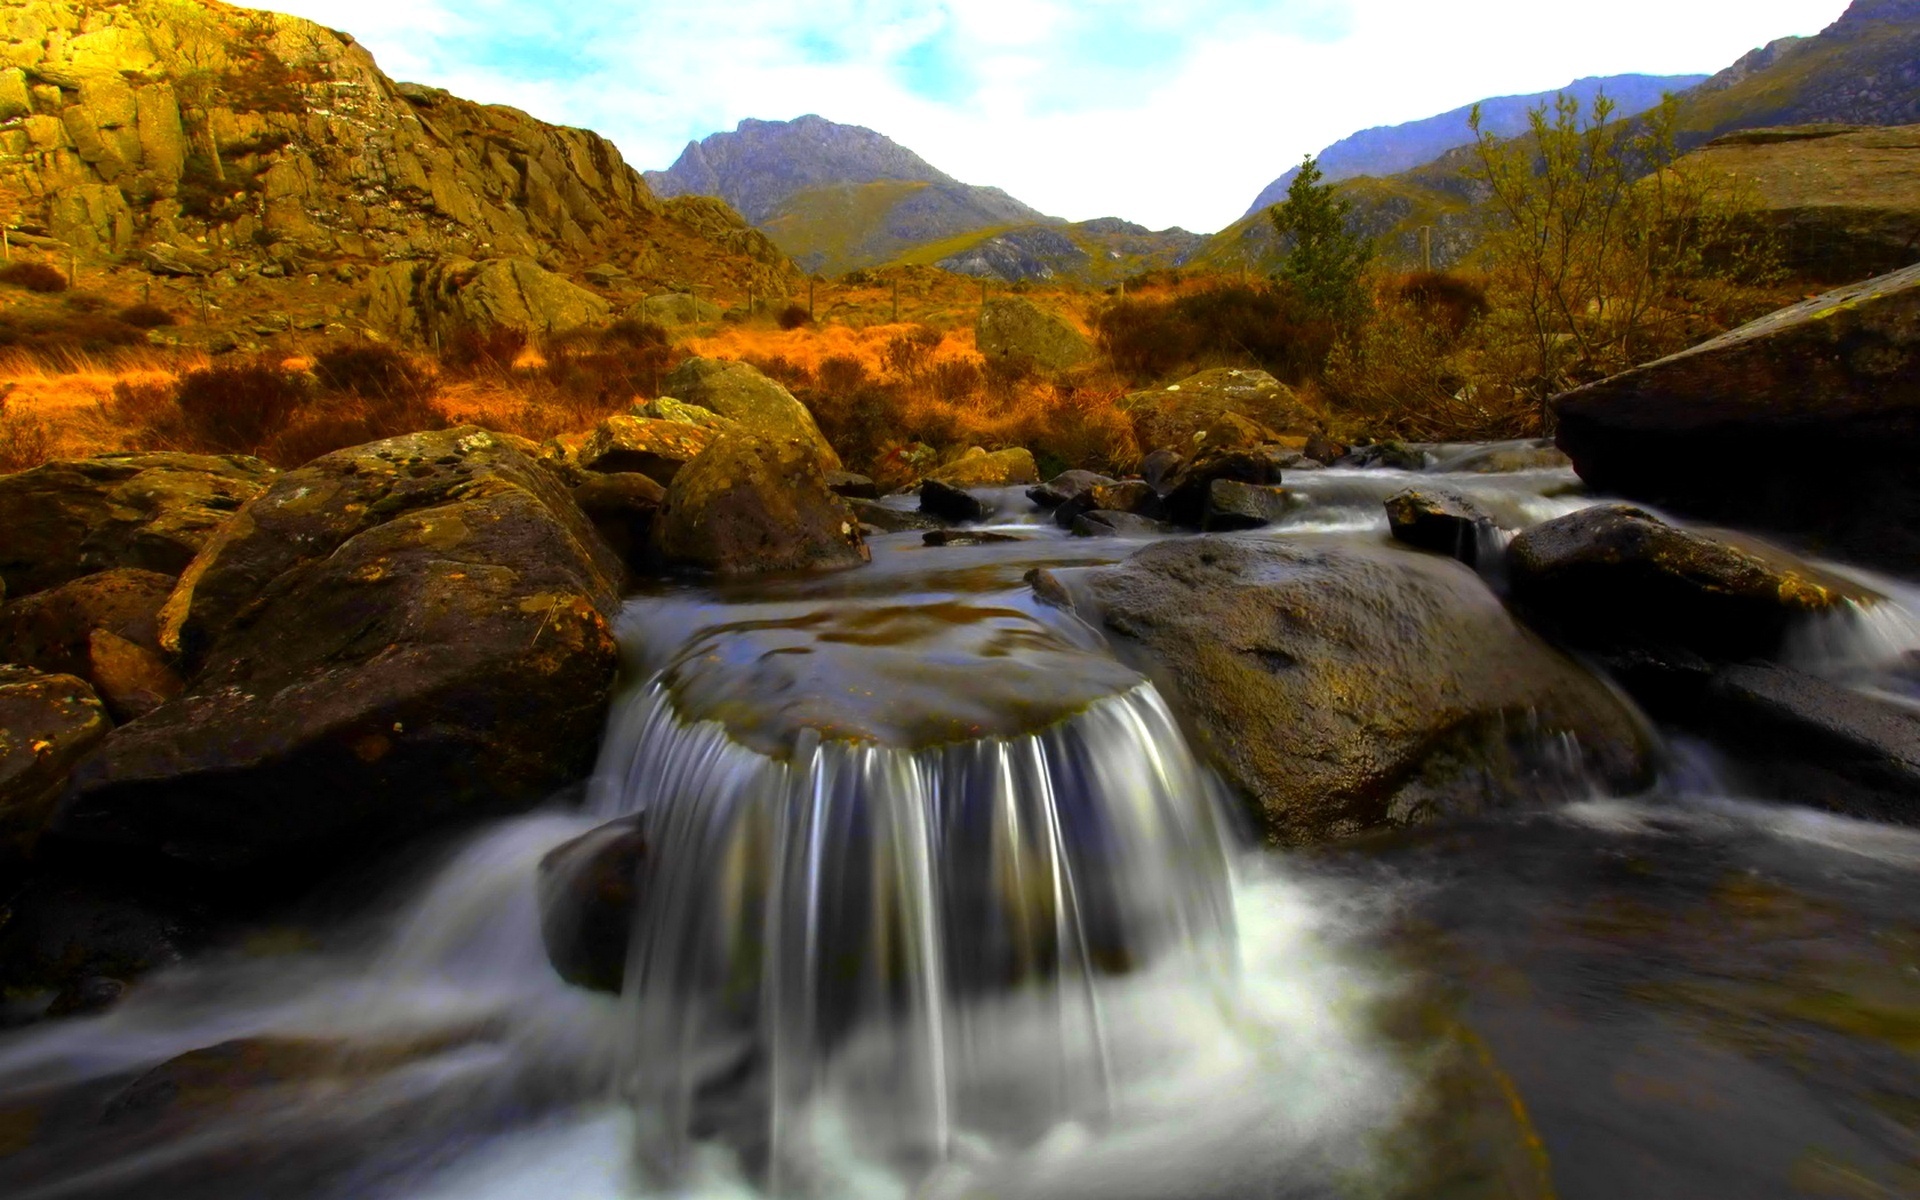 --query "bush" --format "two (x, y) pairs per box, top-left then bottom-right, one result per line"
(313, 342), (436, 405)
(116, 303), (178, 329)
(439, 326), (529, 374)
(0, 310), (144, 356)
(1094, 284), (1335, 385)
(0, 262), (69, 293)
(776, 303), (812, 331)
(174, 361), (313, 455)
(539, 323), (684, 415)
(880, 325), (943, 379)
